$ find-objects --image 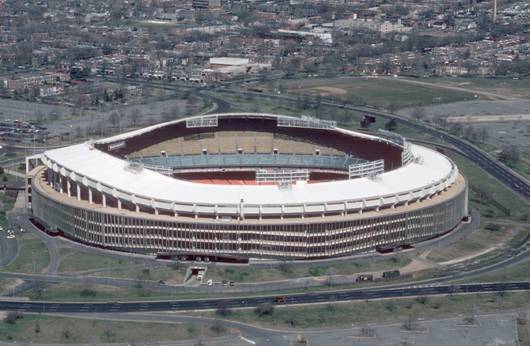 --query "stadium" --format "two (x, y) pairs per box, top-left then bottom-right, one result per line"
(26, 113), (468, 261)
